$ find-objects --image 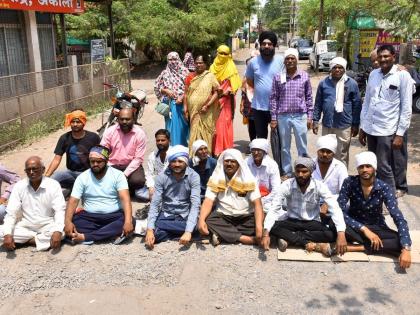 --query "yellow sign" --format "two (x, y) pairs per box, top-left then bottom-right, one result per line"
(359, 30), (378, 58)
